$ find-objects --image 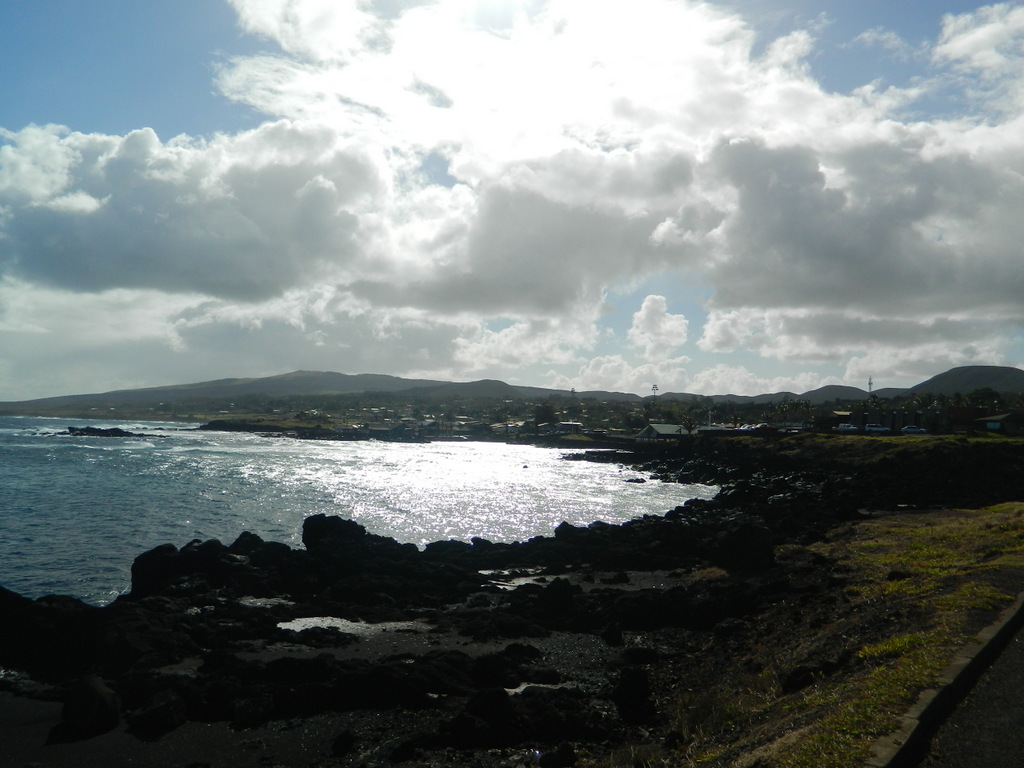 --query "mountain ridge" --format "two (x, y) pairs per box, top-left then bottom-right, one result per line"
(1, 365), (1022, 416)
